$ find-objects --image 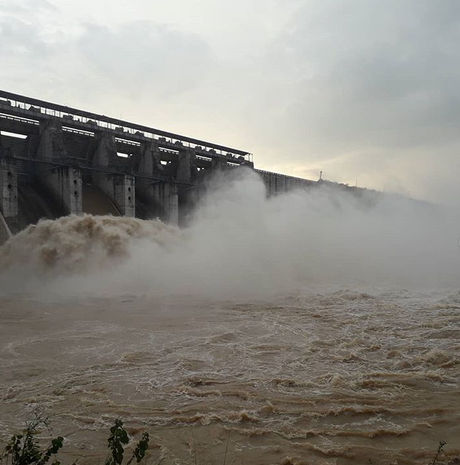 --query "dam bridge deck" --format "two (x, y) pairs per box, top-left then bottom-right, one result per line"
(0, 90), (253, 165)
